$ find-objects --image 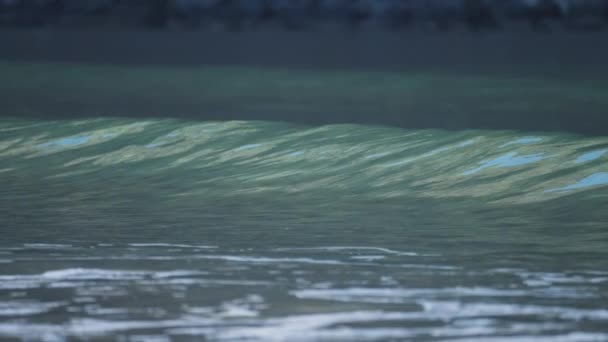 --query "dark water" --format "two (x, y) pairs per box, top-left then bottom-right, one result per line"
(1, 117), (608, 341)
